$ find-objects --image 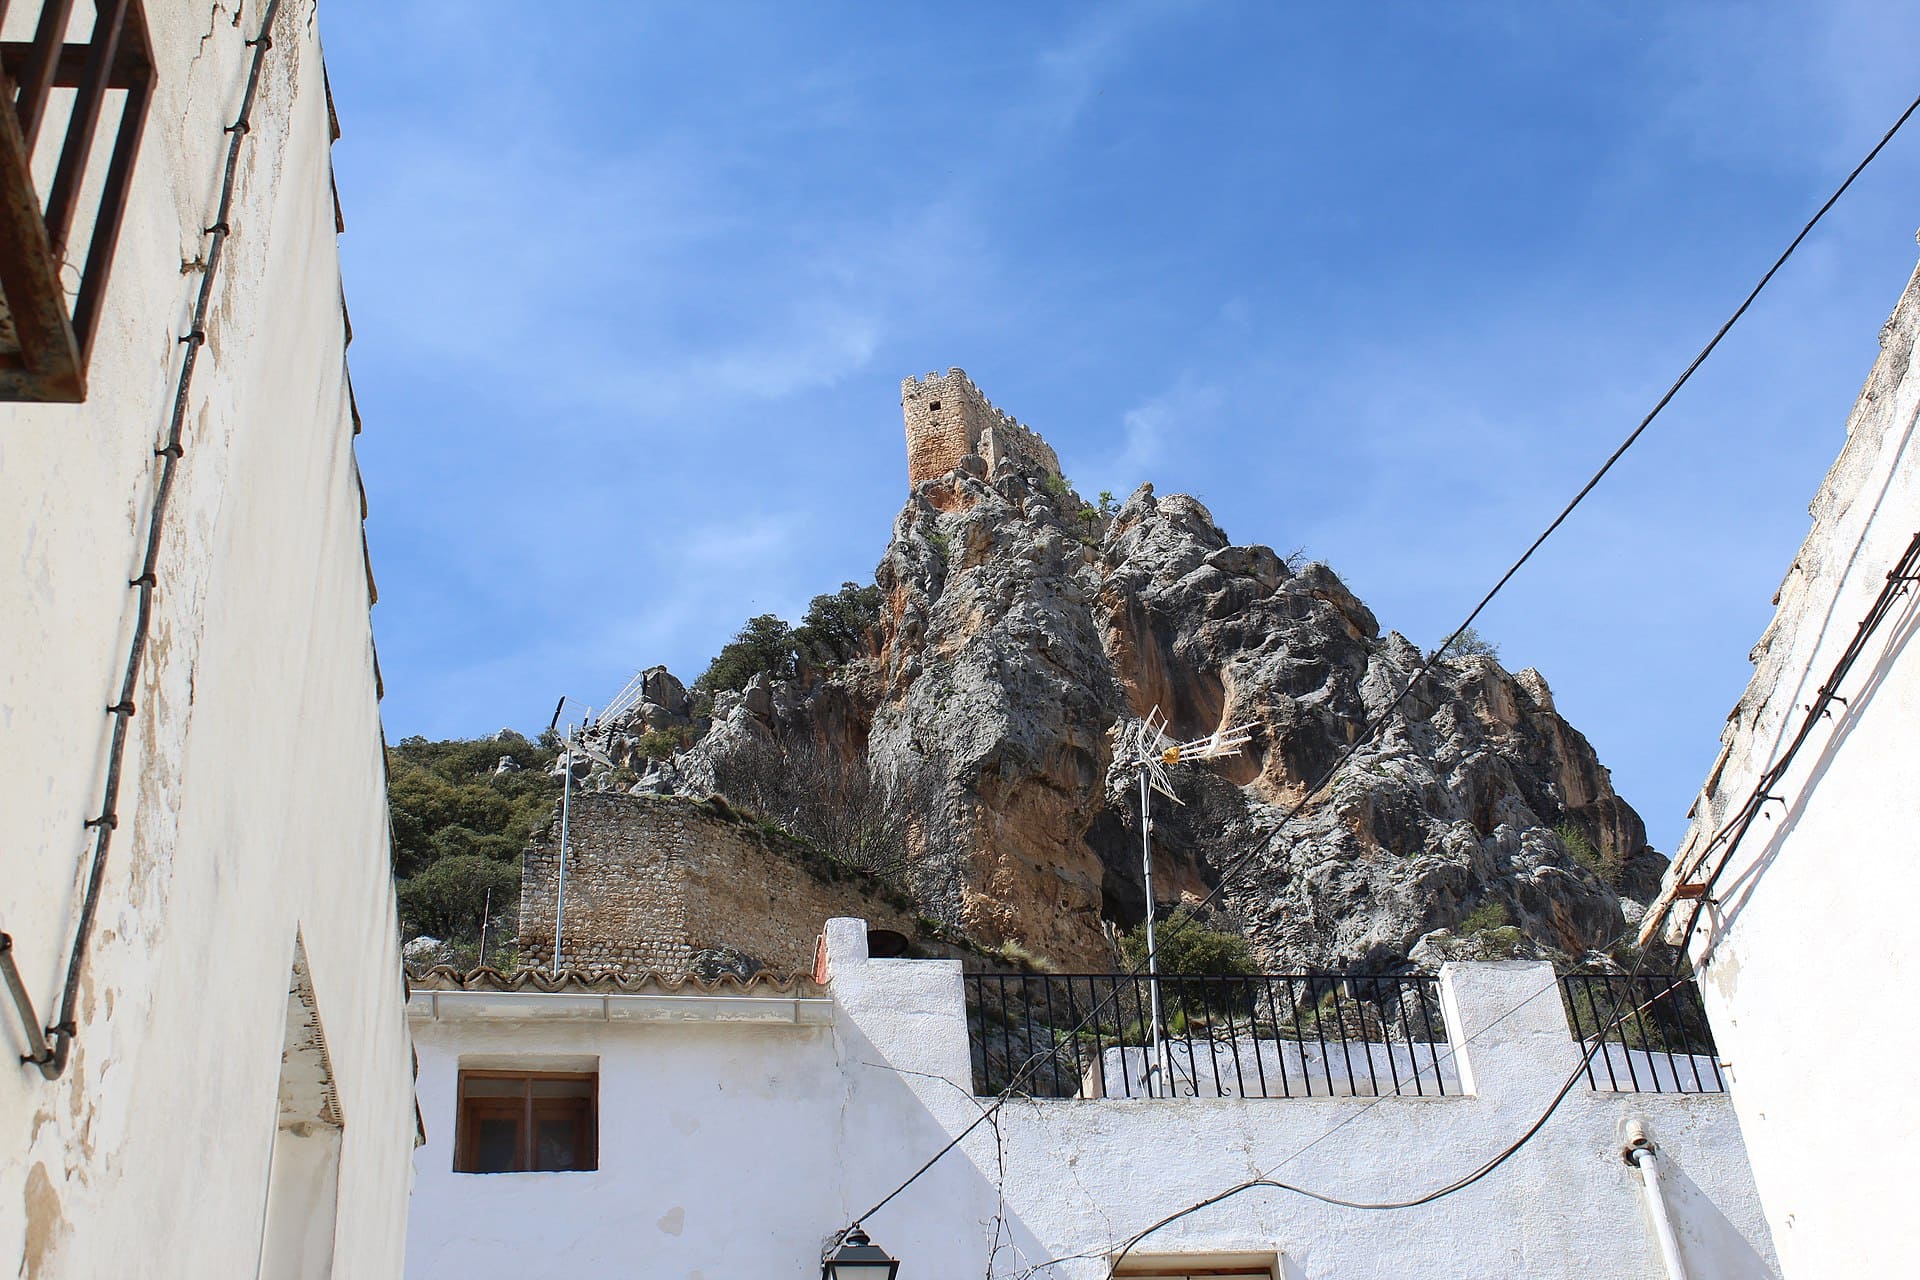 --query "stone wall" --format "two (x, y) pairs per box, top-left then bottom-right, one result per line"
(519, 793), (923, 977)
(902, 368), (1063, 486)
